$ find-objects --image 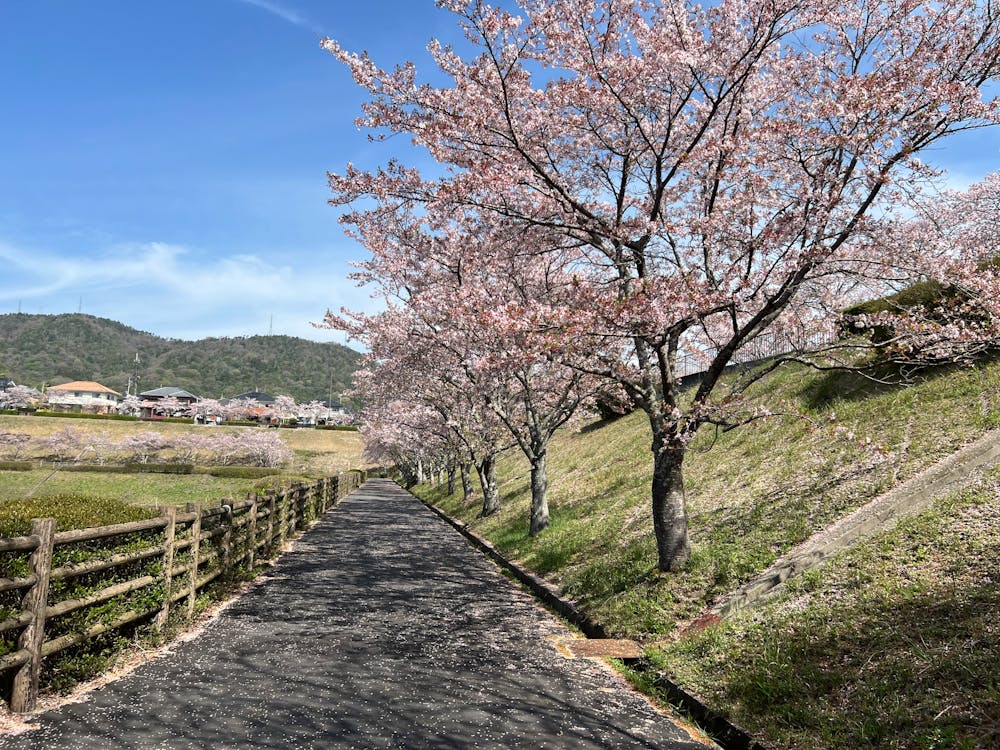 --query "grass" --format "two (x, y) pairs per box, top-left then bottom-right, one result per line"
(0, 413), (366, 476)
(0, 469), (257, 509)
(0, 414), (365, 511)
(413, 355), (1000, 749)
(662, 476), (1000, 750)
